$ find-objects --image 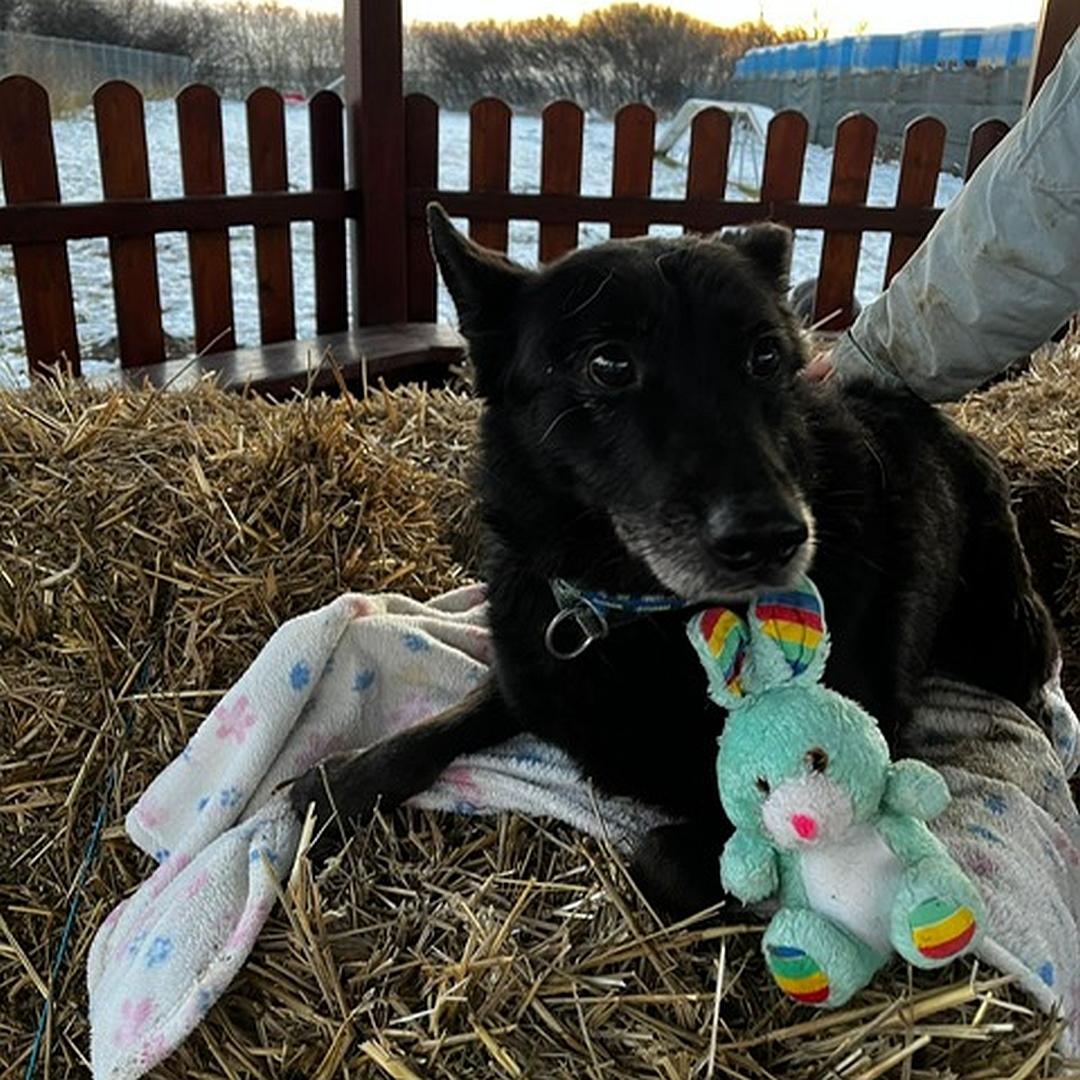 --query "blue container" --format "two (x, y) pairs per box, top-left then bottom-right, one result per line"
(851, 33), (901, 71)
(749, 49), (767, 76)
(775, 43), (799, 77)
(1013, 24), (1036, 64)
(899, 29), (940, 70)
(791, 41), (815, 73)
(822, 36), (854, 74)
(938, 29), (982, 68)
(978, 24), (1034, 66)
(978, 27), (1011, 66)
(772, 43), (795, 77)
